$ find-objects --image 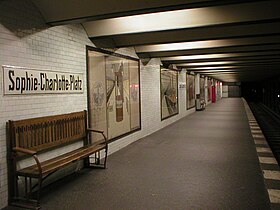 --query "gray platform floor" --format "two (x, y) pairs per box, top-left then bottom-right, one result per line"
(6, 98), (271, 210)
